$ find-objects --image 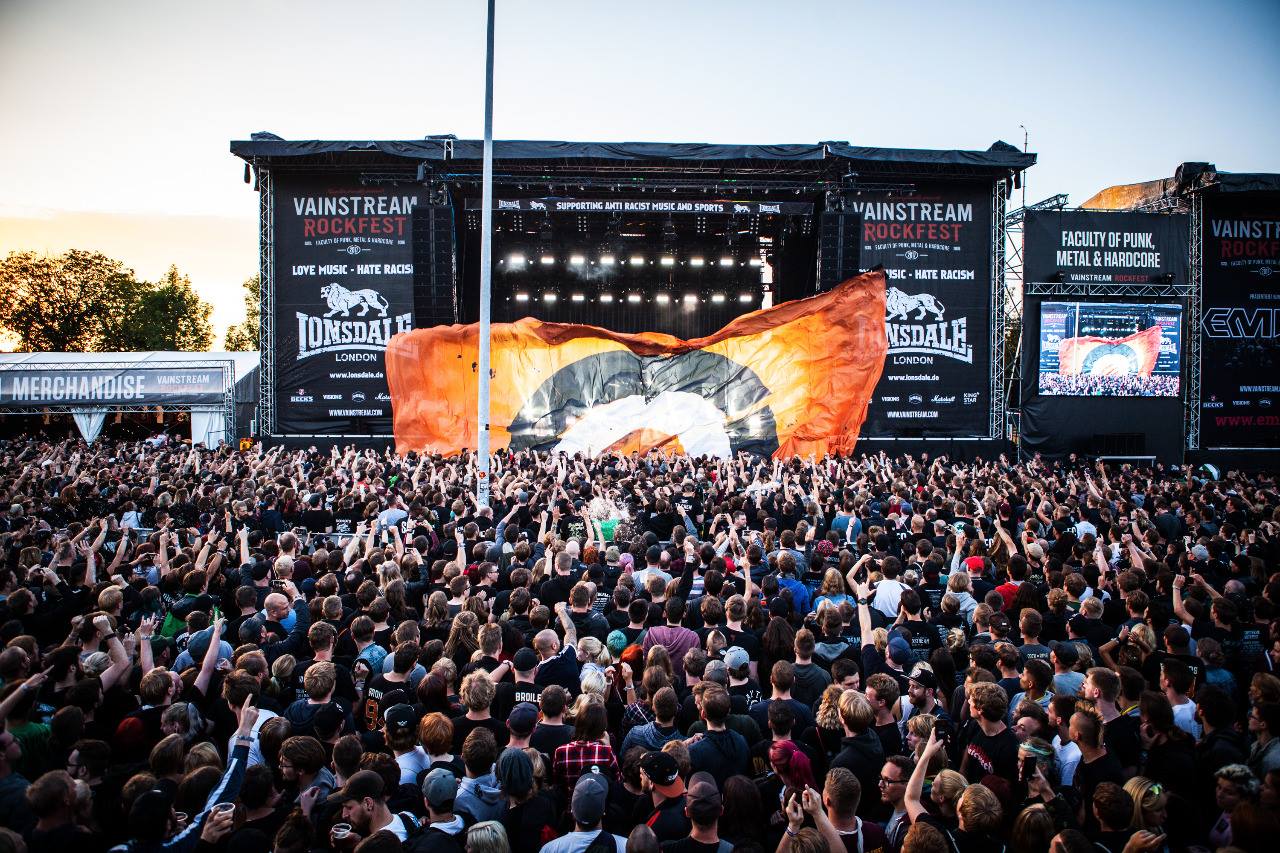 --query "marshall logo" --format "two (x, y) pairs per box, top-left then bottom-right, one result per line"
(758, 203), (781, 214)
(884, 287), (973, 363)
(296, 284), (412, 360)
(497, 200), (522, 210)
(931, 395), (956, 404)
(375, 392), (391, 401)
